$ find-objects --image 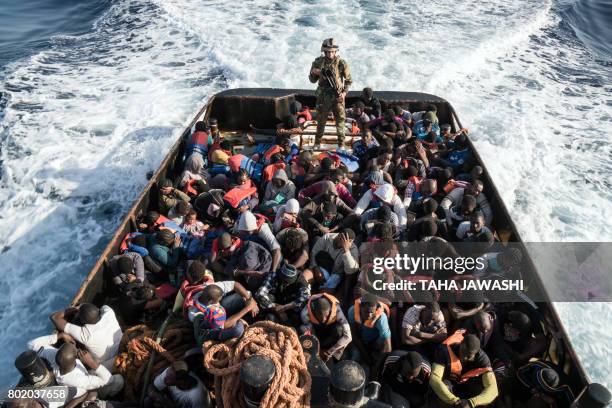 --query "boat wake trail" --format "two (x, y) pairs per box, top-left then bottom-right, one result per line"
(0, 0), (610, 389)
